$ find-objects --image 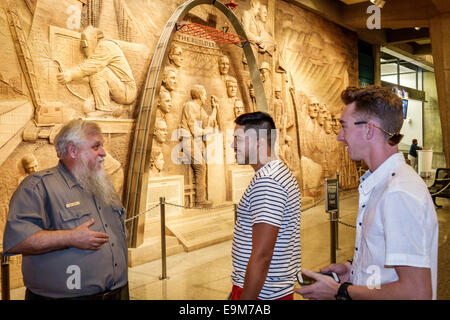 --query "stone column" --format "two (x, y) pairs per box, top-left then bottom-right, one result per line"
(429, 13), (450, 166)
